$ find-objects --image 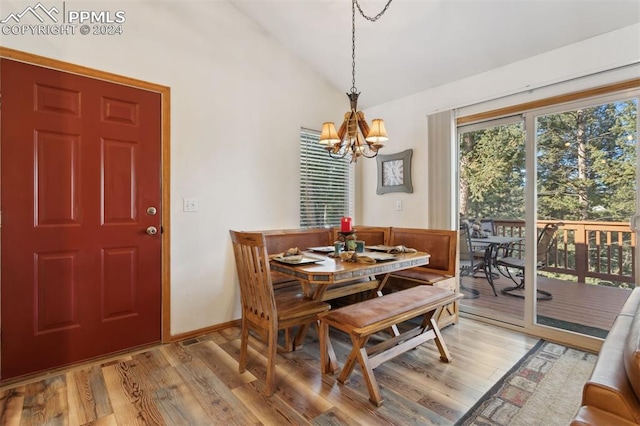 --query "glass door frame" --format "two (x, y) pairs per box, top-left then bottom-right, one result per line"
(522, 88), (640, 352)
(456, 83), (639, 352)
